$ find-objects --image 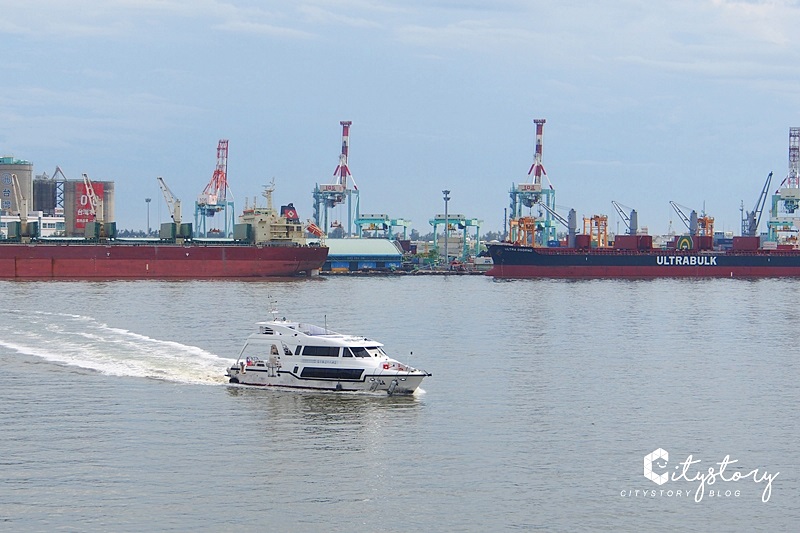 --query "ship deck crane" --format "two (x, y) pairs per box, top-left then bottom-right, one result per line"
(82, 173), (103, 225)
(10, 173), (28, 225)
(157, 176), (181, 225)
(611, 201), (637, 235)
(8, 173), (34, 242)
(741, 172), (772, 237)
(537, 201), (577, 247)
(670, 201), (714, 237)
(670, 201), (697, 236)
(81, 173), (116, 240)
